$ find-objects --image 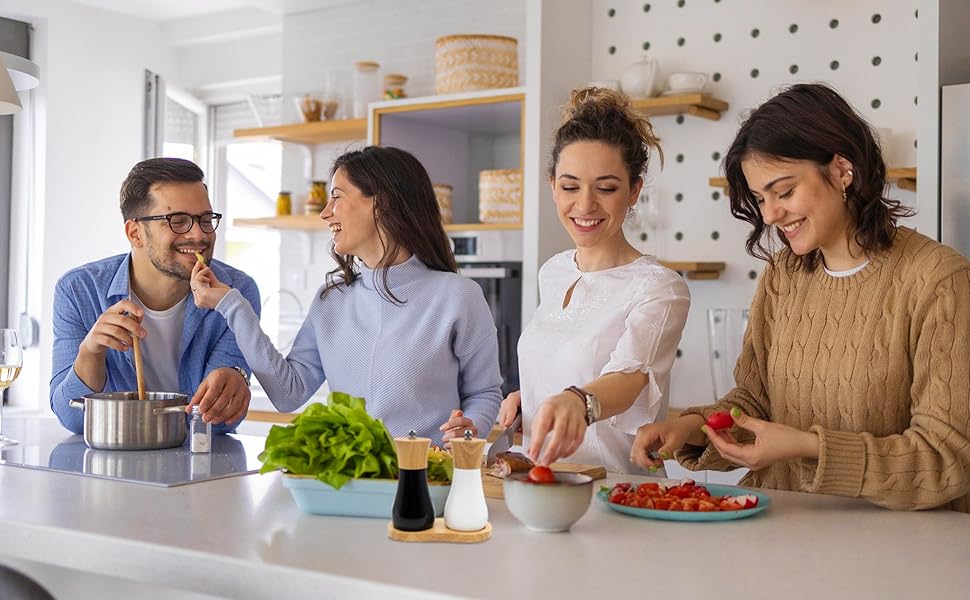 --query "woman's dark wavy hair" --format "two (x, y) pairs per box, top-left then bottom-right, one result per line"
(723, 83), (913, 271)
(548, 86), (663, 183)
(322, 146), (458, 303)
